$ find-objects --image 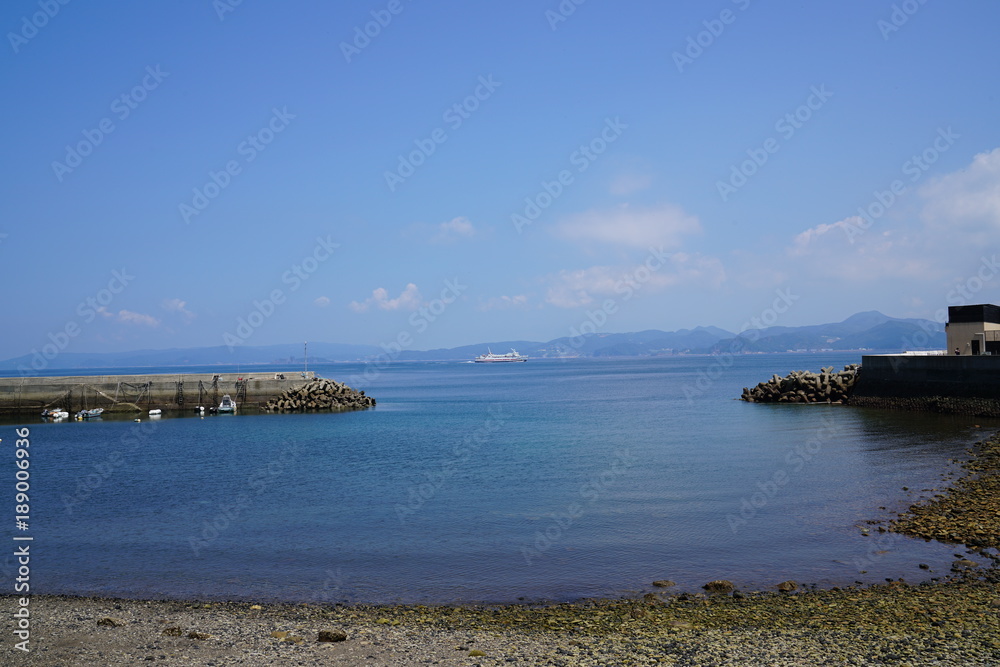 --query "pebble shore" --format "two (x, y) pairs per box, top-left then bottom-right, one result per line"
(6, 434), (1000, 666)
